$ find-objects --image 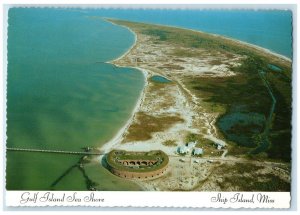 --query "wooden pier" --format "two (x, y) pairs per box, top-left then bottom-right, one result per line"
(6, 147), (104, 155)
